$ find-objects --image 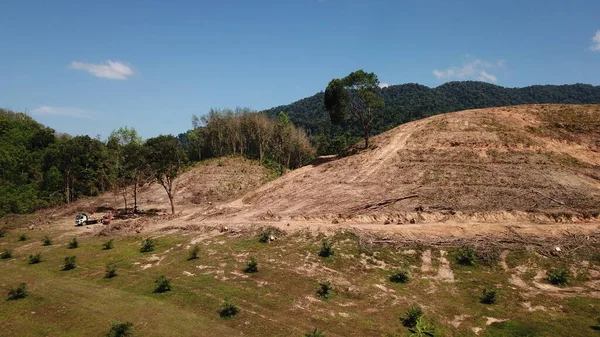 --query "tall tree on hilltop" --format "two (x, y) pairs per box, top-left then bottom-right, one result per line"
(324, 70), (384, 148)
(144, 135), (186, 214)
